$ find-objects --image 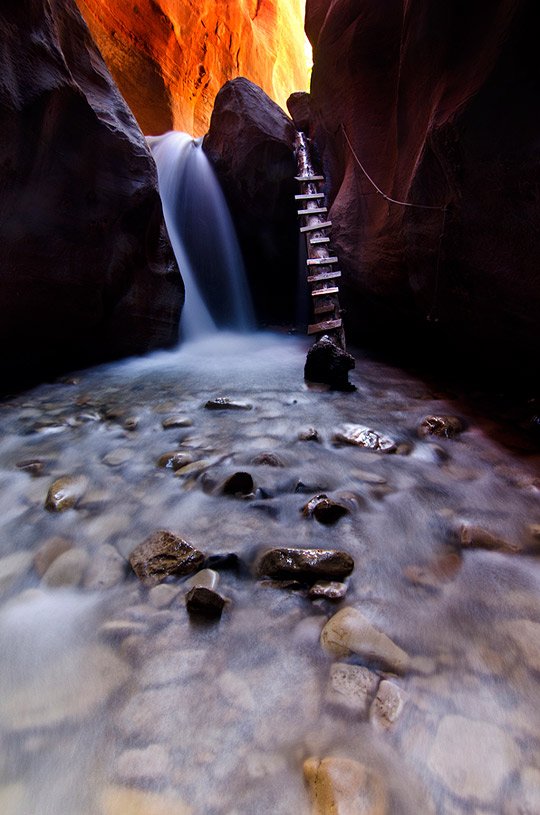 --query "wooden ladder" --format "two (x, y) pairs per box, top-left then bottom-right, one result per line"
(294, 132), (345, 348)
